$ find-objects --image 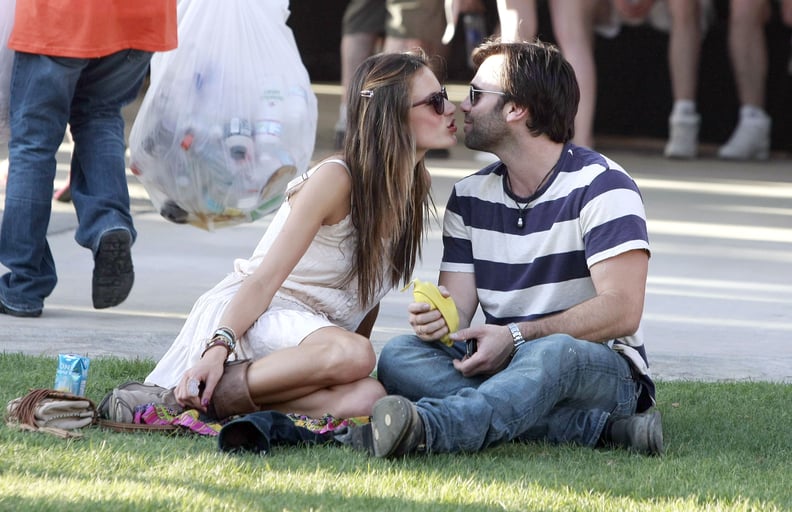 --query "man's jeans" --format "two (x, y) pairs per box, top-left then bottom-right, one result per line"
(377, 333), (638, 453)
(0, 50), (151, 313)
